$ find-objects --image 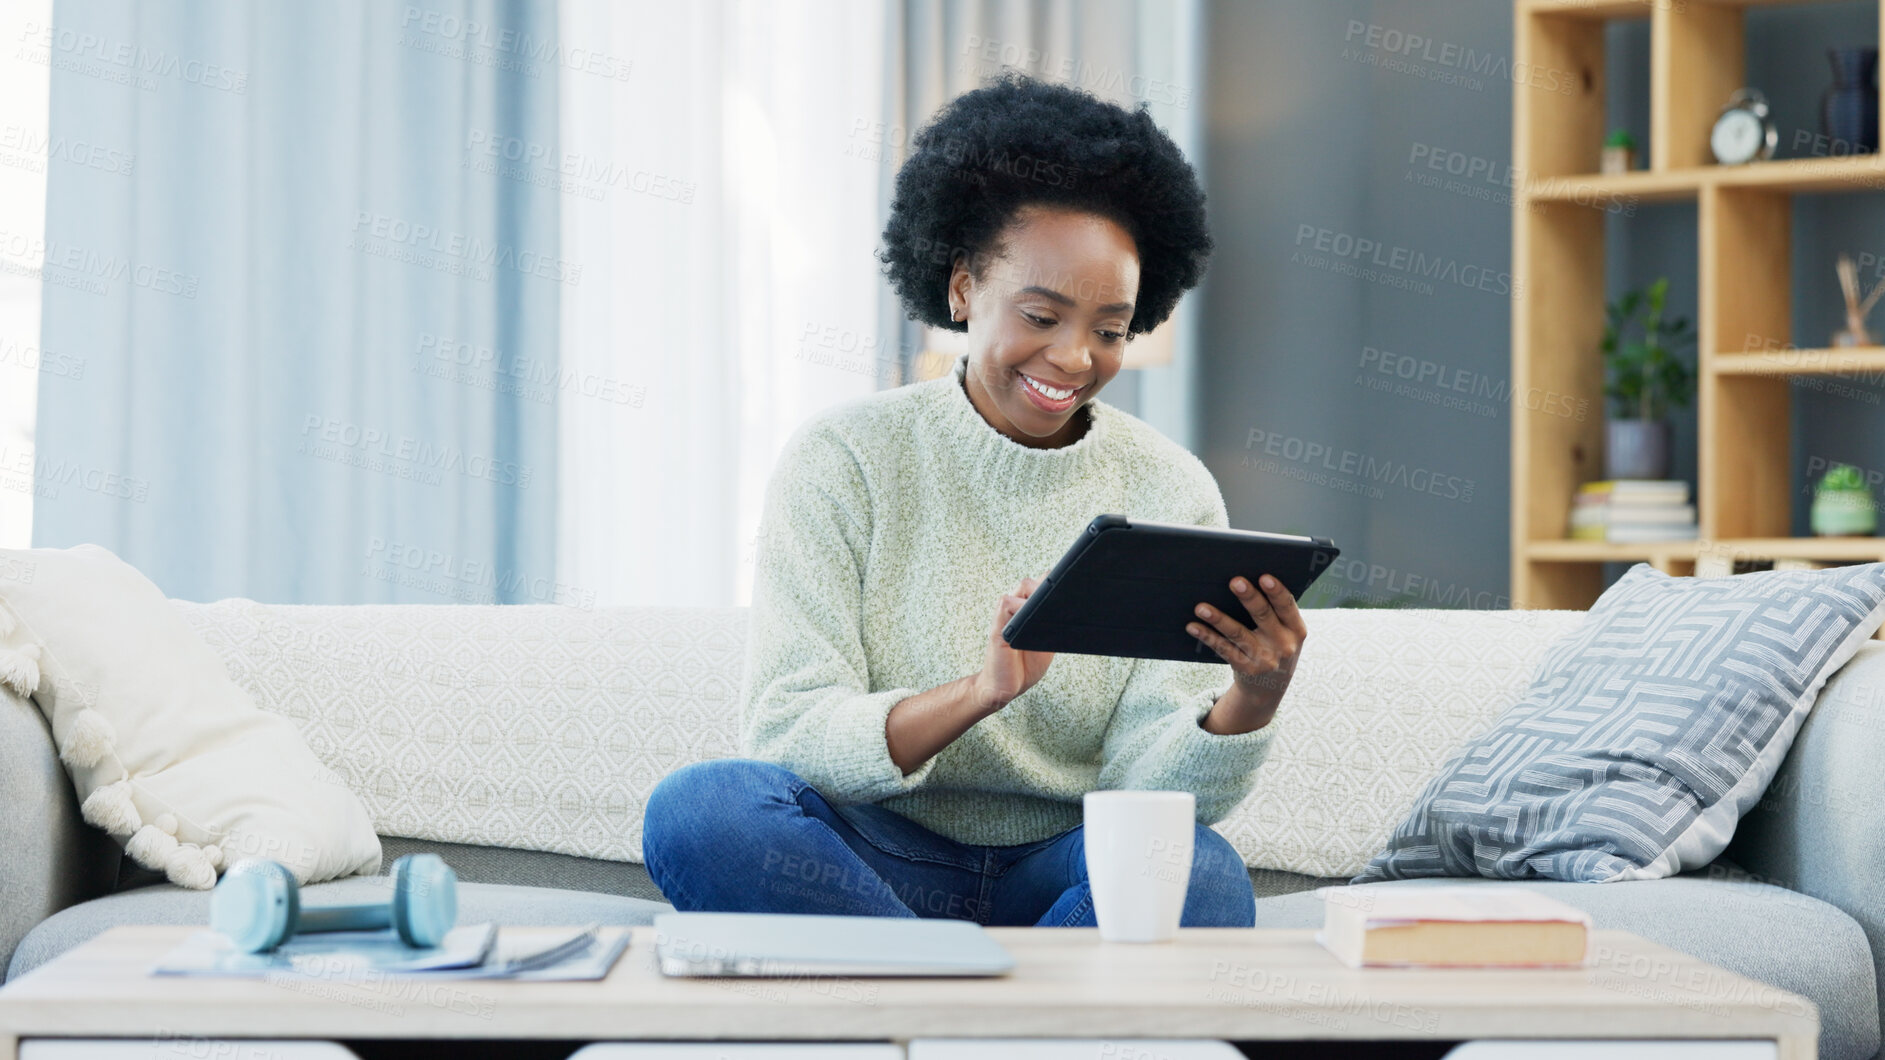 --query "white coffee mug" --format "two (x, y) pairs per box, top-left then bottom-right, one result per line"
(1082, 789), (1195, 942)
